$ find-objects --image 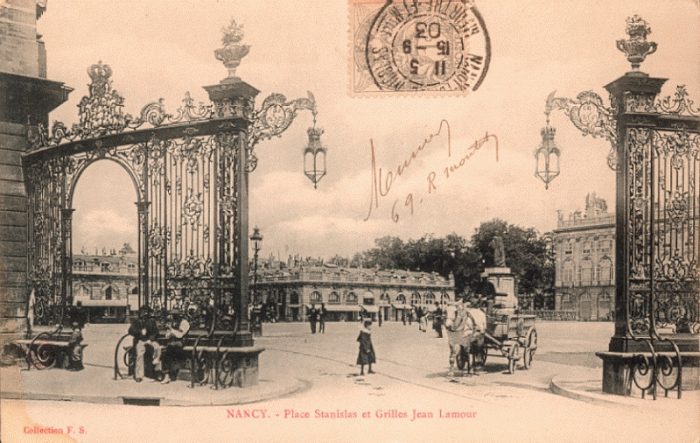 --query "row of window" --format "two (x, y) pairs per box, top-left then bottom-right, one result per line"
(74, 284), (138, 300)
(561, 257), (613, 284)
(298, 290), (451, 306)
(73, 262), (137, 274)
(559, 292), (612, 303)
(563, 239), (613, 255)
